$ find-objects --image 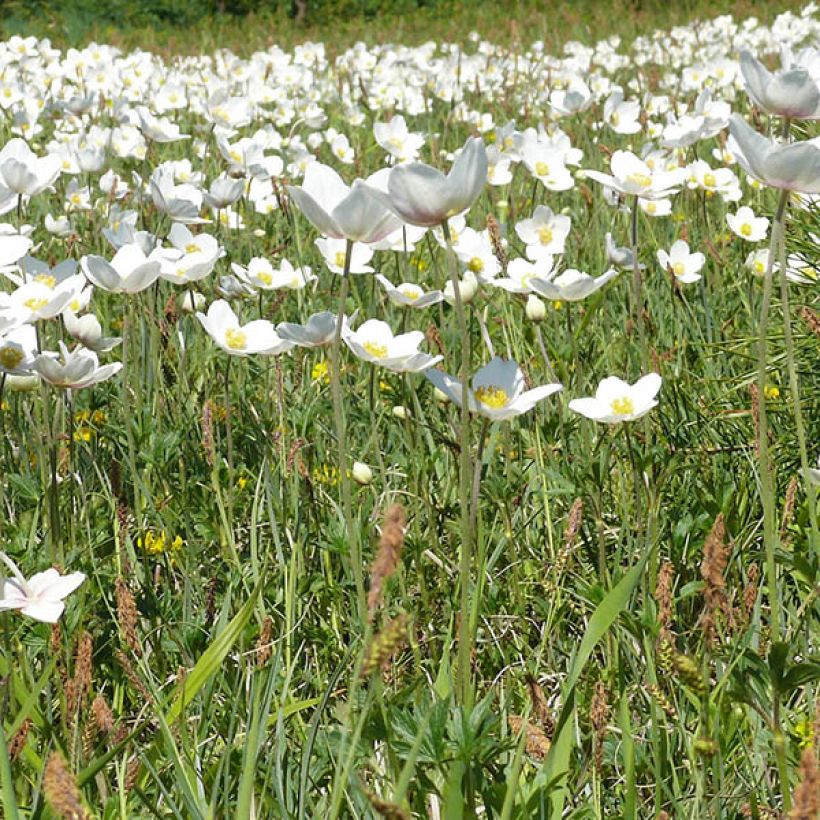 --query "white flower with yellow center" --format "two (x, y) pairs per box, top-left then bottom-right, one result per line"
(490, 257), (554, 294)
(657, 240), (705, 284)
(585, 150), (684, 200)
(0, 324), (36, 374)
(315, 236), (375, 275)
(521, 143), (574, 191)
(426, 357), (562, 421)
(196, 299), (293, 357)
(515, 205), (571, 260)
(233, 258), (315, 291)
(10, 281), (75, 322)
(569, 373), (662, 423)
(376, 275), (444, 308)
(157, 227), (222, 285)
(453, 228), (499, 282)
(745, 249), (770, 278)
(343, 318), (441, 373)
(726, 206), (769, 242)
